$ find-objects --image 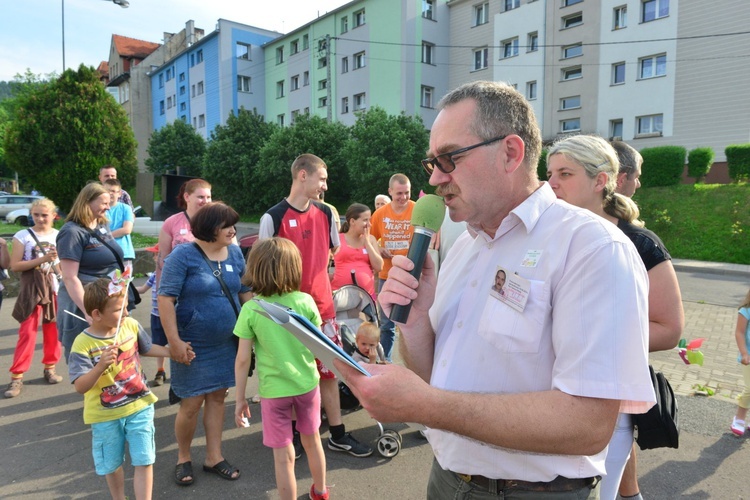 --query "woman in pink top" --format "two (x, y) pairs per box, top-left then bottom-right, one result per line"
(330, 203), (383, 301)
